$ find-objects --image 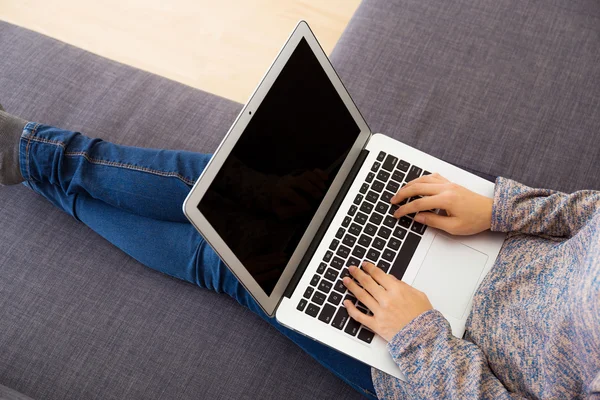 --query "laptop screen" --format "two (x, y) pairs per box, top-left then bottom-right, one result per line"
(198, 38), (361, 296)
